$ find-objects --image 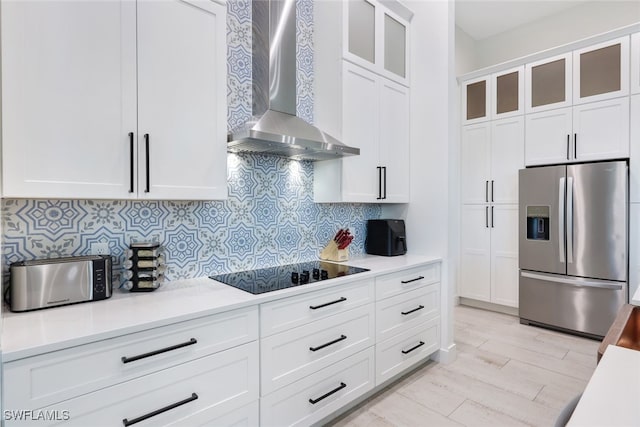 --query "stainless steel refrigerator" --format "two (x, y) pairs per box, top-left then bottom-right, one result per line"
(518, 160), (628, 338)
